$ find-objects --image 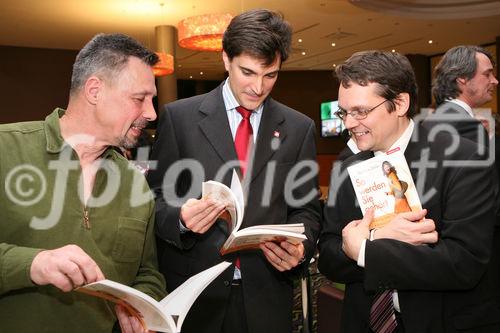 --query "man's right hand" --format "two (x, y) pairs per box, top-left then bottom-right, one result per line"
(30, 244), (105, 292)
(180, 198), (226, 234)
(374, 209), (438, 245)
